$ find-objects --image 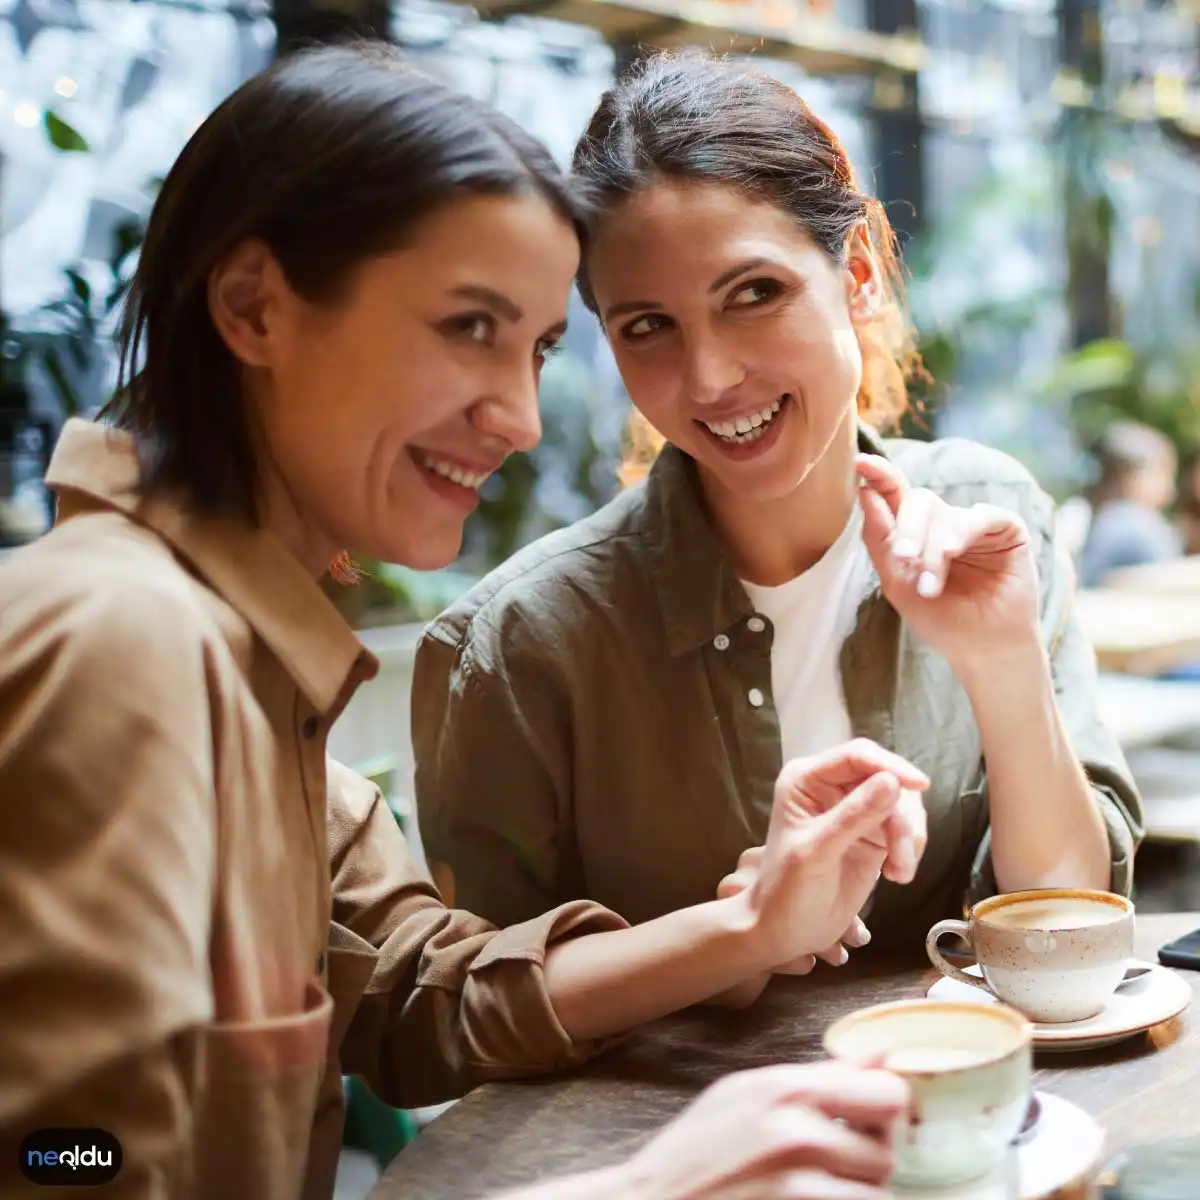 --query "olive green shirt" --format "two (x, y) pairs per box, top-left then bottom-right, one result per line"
(413, 429), (1143, 951)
